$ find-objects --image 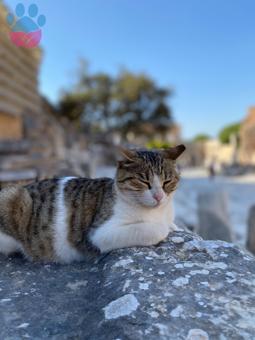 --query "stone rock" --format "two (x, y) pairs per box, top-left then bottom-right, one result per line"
(197, 191), (234, 242)
(186, 328), (209, 340)
(0, 231), (255, 339)
(247, 205), (255, 255)
(171, 236), (185, 244)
